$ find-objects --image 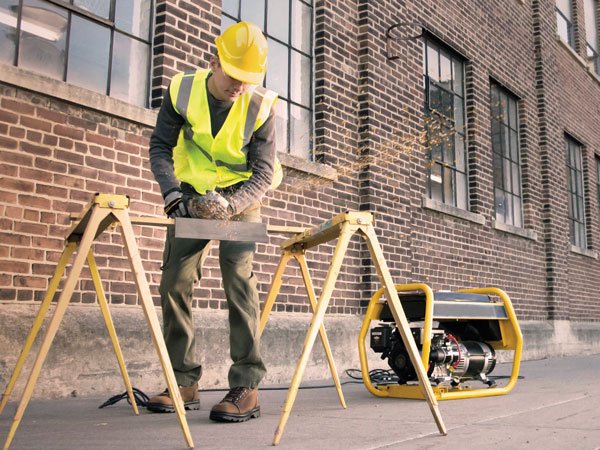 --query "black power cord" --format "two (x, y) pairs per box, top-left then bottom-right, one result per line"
(98, 369), (522, 408)
(99, 387), (149, 409)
